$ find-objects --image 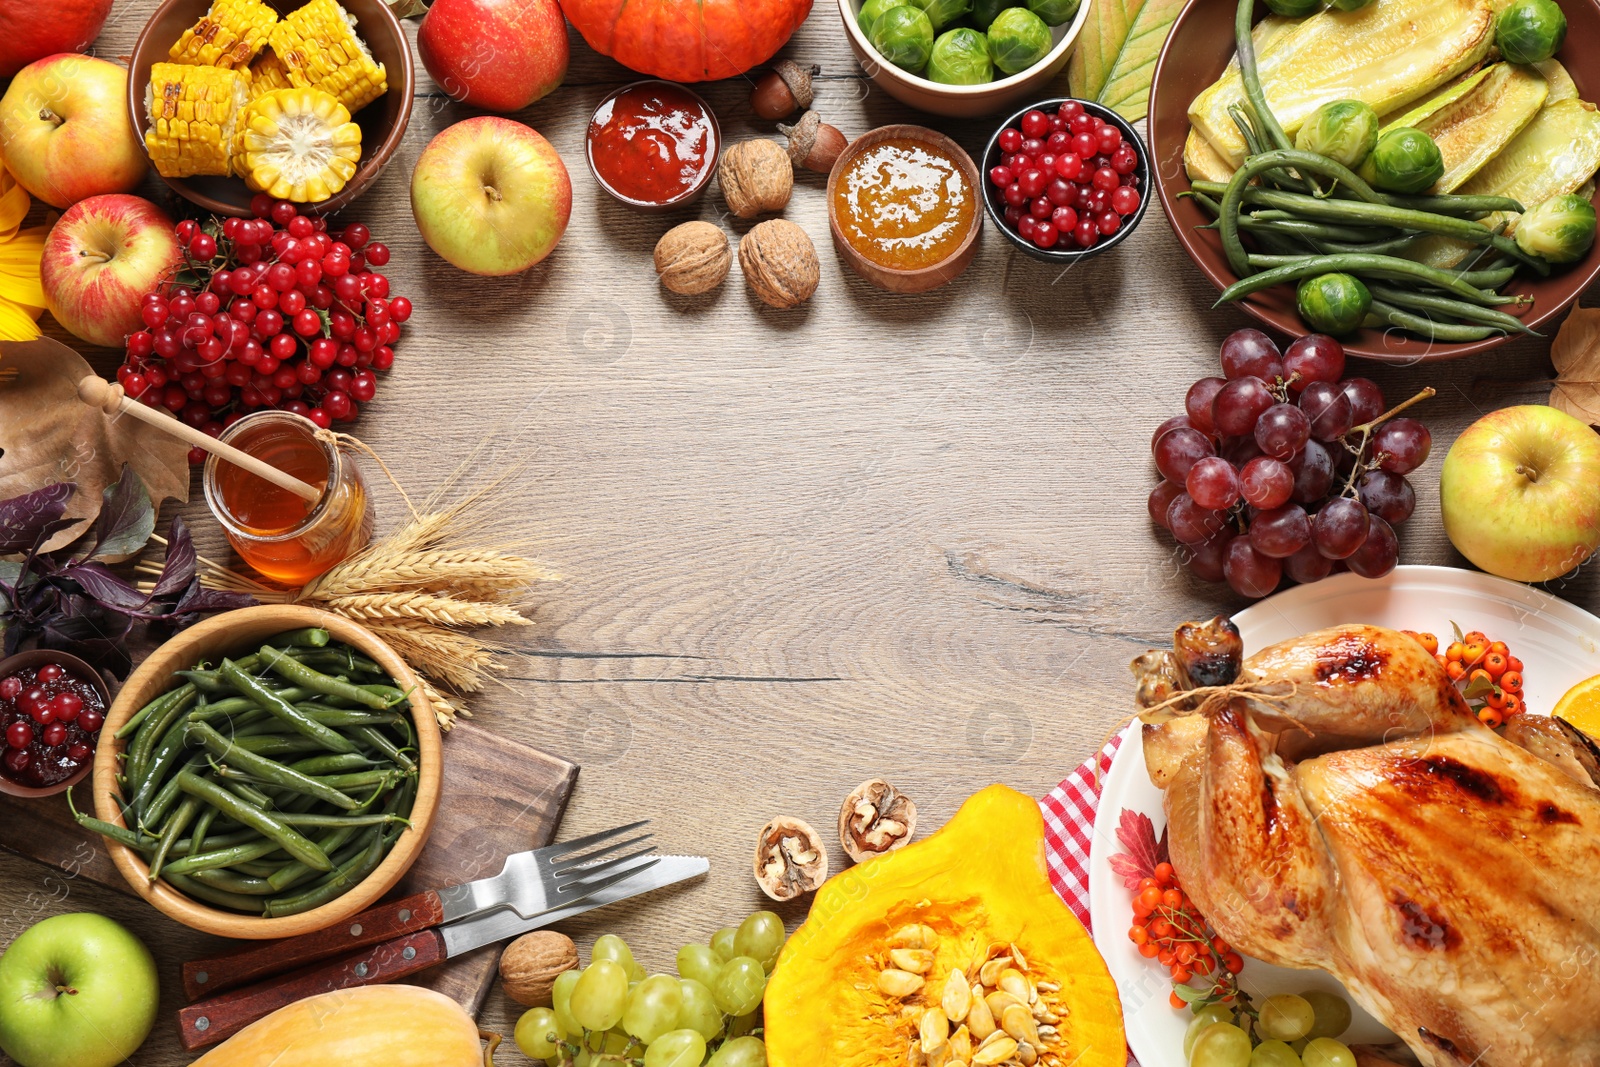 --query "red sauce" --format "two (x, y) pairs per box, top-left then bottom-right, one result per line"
(587, 83), (717, 206)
